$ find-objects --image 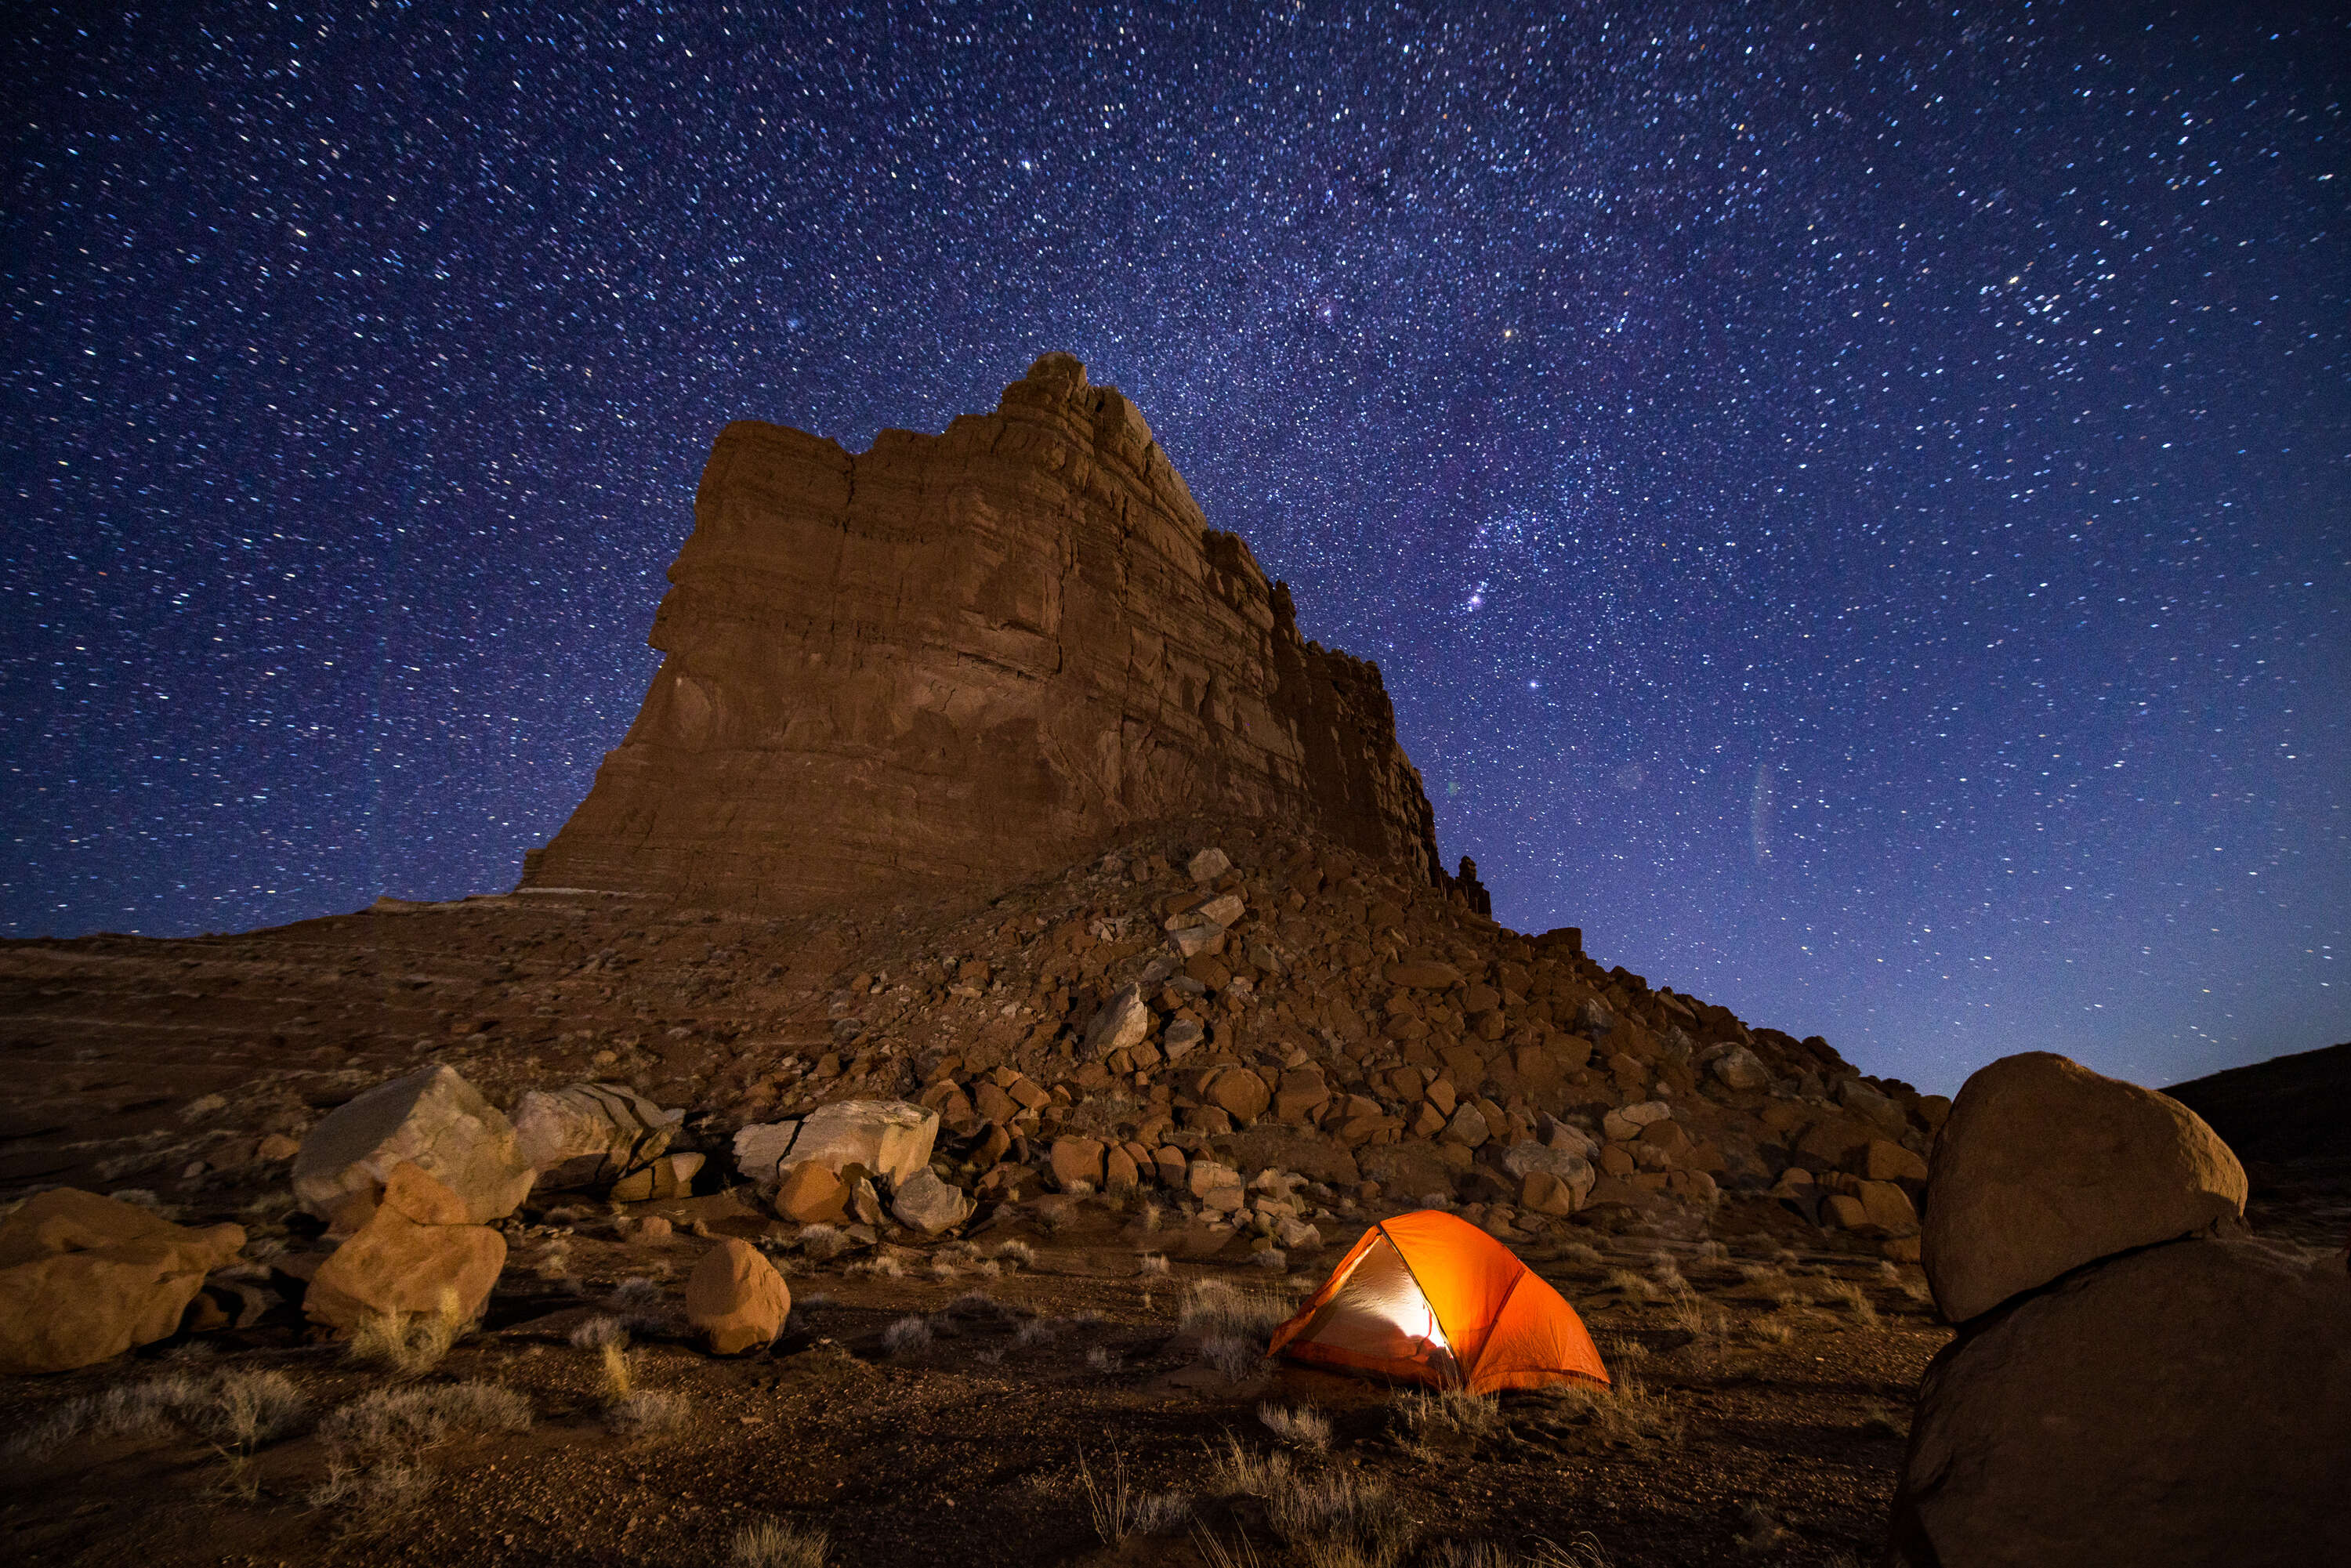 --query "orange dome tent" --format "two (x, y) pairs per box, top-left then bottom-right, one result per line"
(1267, 1210), (1610, 1394)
